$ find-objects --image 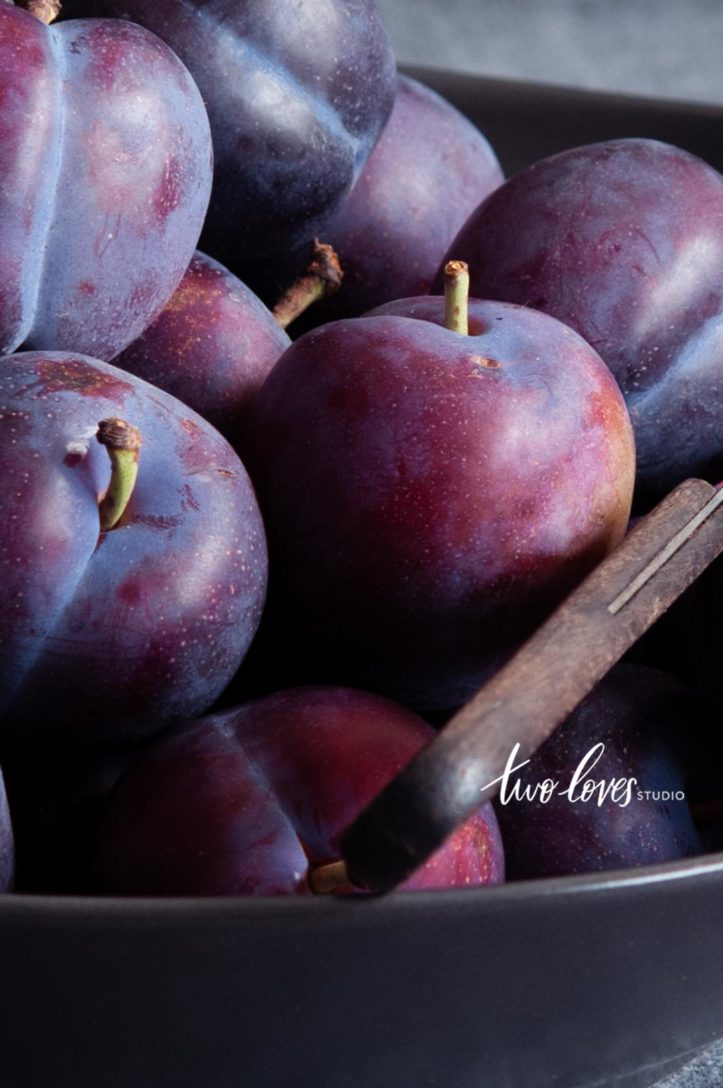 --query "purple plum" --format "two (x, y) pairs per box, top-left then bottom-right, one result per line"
(113, 251), (291, 440)
(0, 2), (212, 359)
(94, 687), (505, 897)
(0, 769), (13, 893)
(241, 268), (635, 712)
(246, 74), (504, 324)
(60, 0), (397, 267)
(437, 138), (723, 507)
(0, 351), (267, 752)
